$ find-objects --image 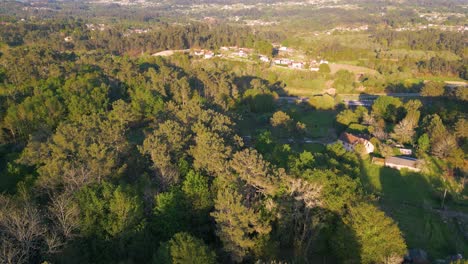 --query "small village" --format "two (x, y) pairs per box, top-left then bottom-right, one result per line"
(152, 45), (330, 72)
